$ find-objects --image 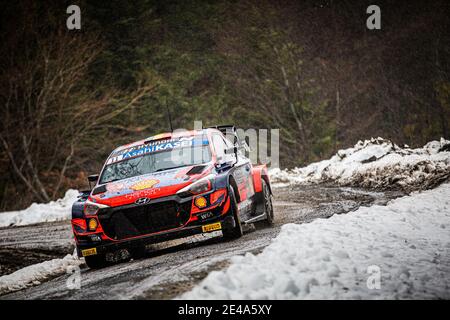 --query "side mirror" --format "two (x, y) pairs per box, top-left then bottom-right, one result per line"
(88, 174), (99, 183)
(225, 146), (237, 155)
(224, 146), (238, 167)
(87, 174), (99, 190)
(78, 190), (91, 199)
